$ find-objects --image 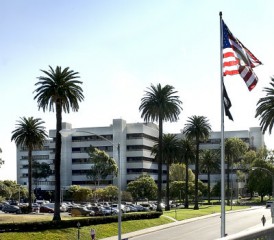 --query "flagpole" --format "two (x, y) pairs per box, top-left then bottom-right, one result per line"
(219, 11), (226, 238)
